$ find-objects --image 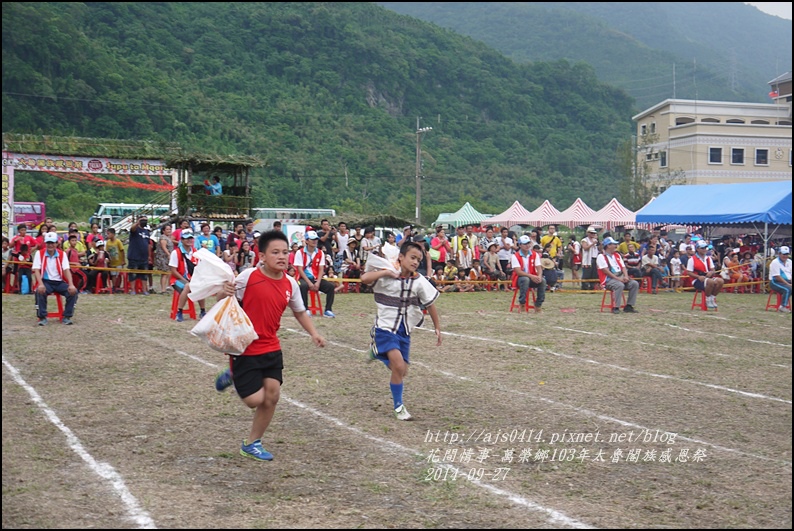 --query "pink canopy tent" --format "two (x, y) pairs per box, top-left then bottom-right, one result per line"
(481, 200), (533, 227)
(593, 198), (636, 230)
(525, 199), (562, 227)
(550, 198), (598, 228)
